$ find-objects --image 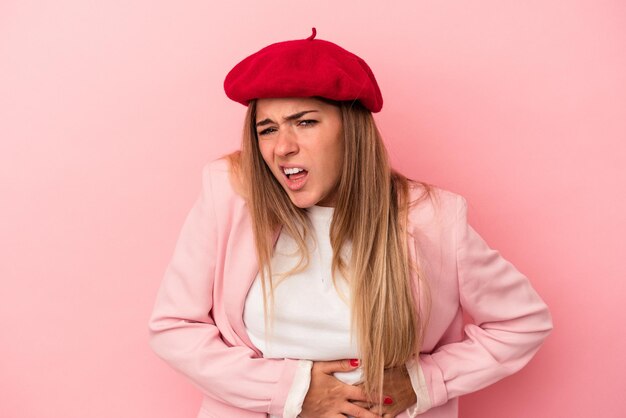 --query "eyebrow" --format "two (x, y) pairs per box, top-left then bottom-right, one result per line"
(255, 110), (319, 127)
